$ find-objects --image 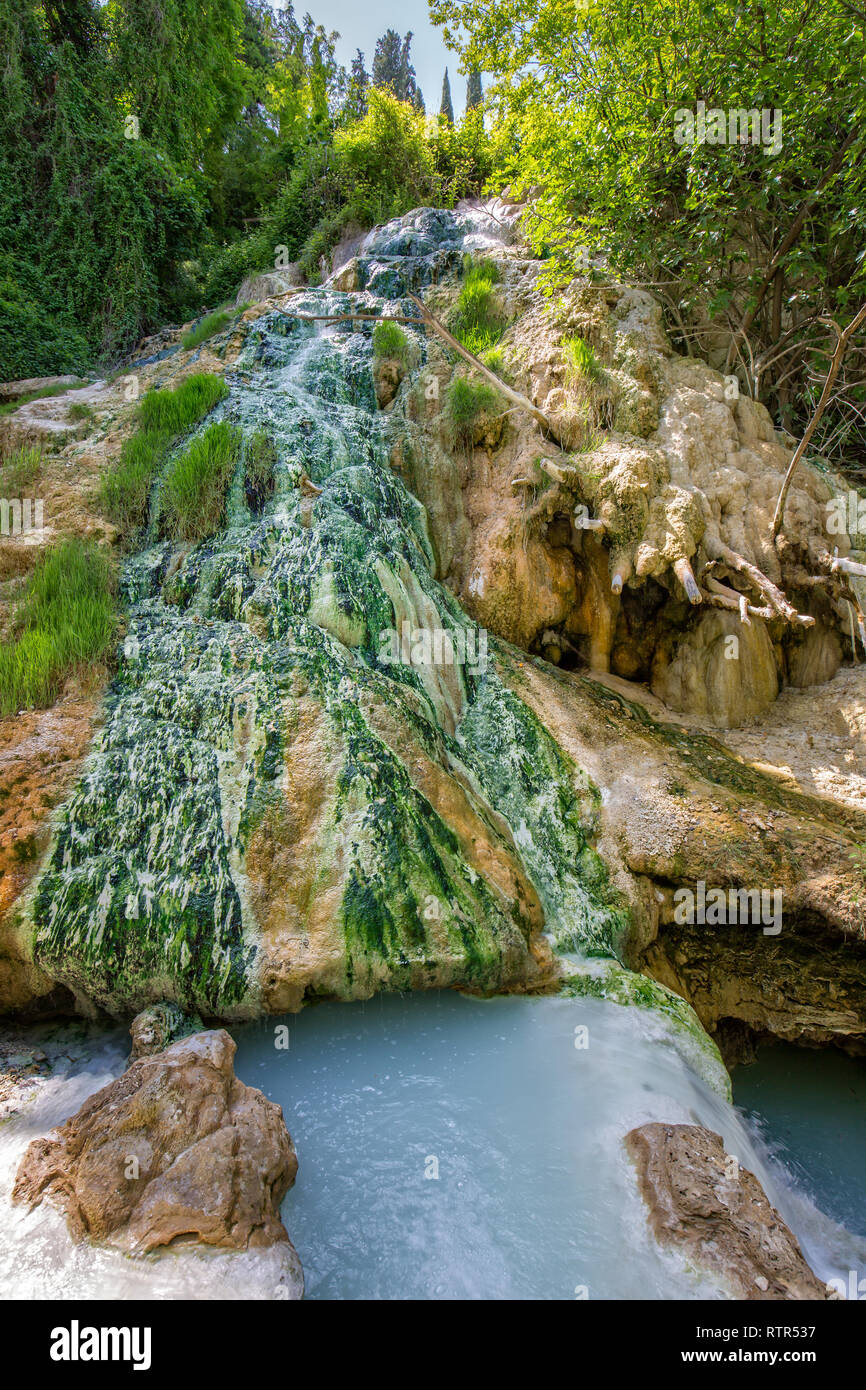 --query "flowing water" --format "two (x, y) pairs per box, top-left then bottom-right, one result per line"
(734, 1044), (866, 1289)
(2, 993), (864, 1300)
